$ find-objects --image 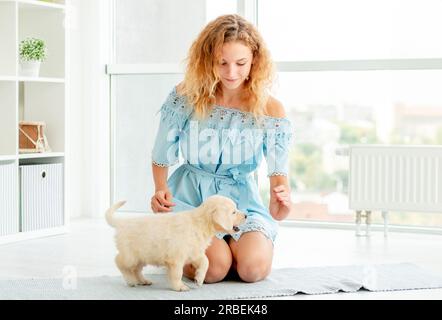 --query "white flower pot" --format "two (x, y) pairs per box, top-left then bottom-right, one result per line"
(19, 60), (41, 77)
